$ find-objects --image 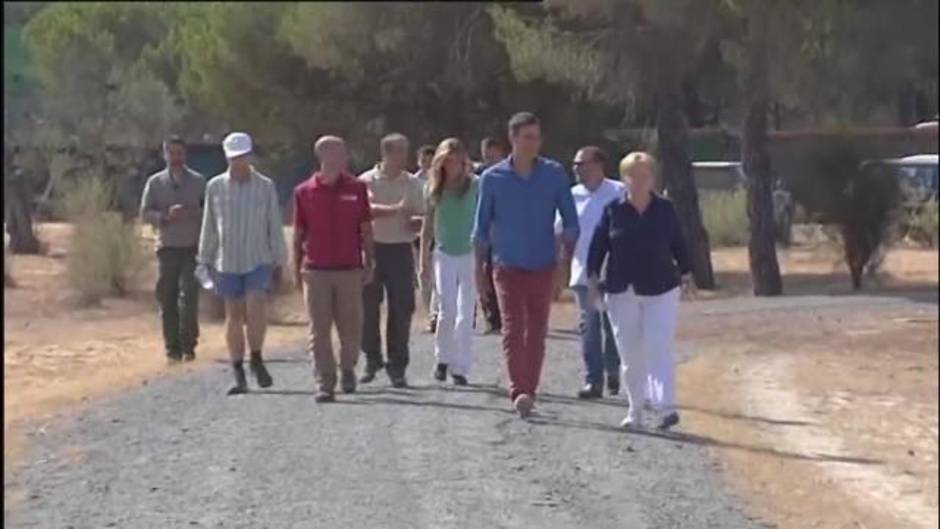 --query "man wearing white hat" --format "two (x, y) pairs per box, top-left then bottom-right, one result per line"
(198, 132), (288, 395)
